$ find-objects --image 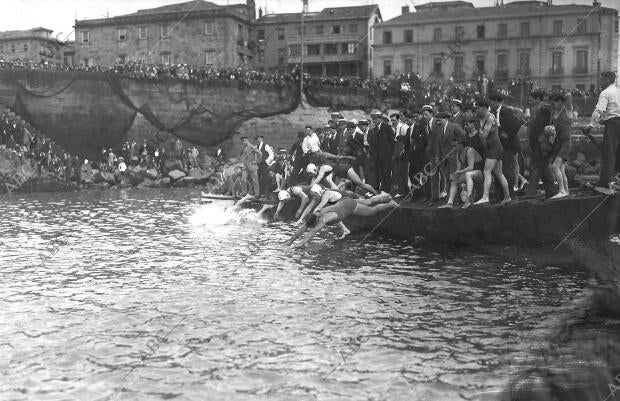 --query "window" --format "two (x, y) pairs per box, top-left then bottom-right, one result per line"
(10, 44), (15, 53)
(349, 24), (358, 33)
(552, 51), (563, 72)
(577, 20), (587, 34)
(342, 43), (355, 54)
(454, 55), (464, 75)
(383, 31), (392, 44)
(205, 50), (215, 65)
(477, 25), (485, 39)
(520, 22), (529, 37)
(238, 24), (244, 41)
(23, 43), (28, 52)
(519, 52), (530, 73)
(433, 58), (442, 75)
(277, 28), (285, 40)
(455, 26), (464, 40)
(258, 49), (265, 62)
(325, 43), (338, 55)
(160, 53), (171, 65)
(306, 44), (320, 56)
(277, 48), (285, 65)
(296, 25), (306, 35)
(160, 25), (169, 39)
(79, 31), (89, 43)
(139, 27), (148, 40)
(553, 20), (562, 35)
(475, 55), (485, 73)
(331, 25), (341, 34)
(434, 28), (442, 41)
(404, 58), (413, 73)
(404, 29), (413, 43)
(383, 59), (392, 76)
(497, 54), (507, 72)
(118, 28), (127, 41)
(205, 22), (214, 35)
(315, 25), (323, 35)
(576, 49), (588, 72)
(257, 29), (264, 40)
(498, 23), (507, 39)
(289, 44), (300, 56)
